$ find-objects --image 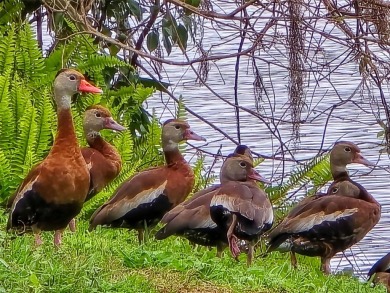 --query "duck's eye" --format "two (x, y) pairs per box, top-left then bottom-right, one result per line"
(332, 187), (339, 193)
(69, 75), (76, 81)
(95, 112), (101, 118)
(239, 162), (246, 168)
(344, 147), (351, 152)
(175, 125), (181, 130)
